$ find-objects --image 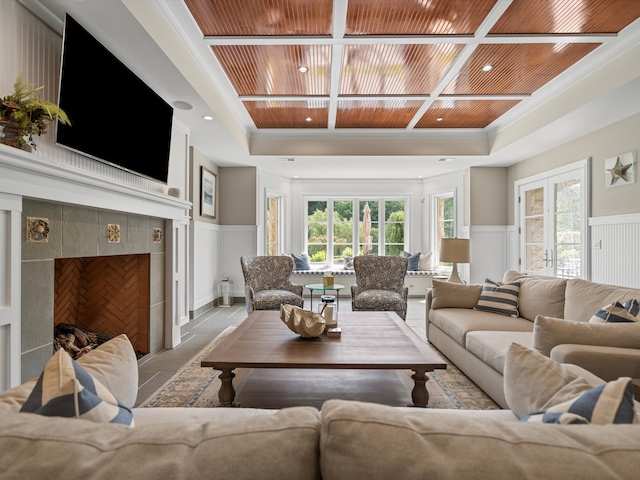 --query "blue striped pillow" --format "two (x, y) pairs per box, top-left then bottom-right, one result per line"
(20, 348), (134, 426)
(521, 377), (638, 425)
(590, 299), (640, 323)
(474, 278), (520, 317)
